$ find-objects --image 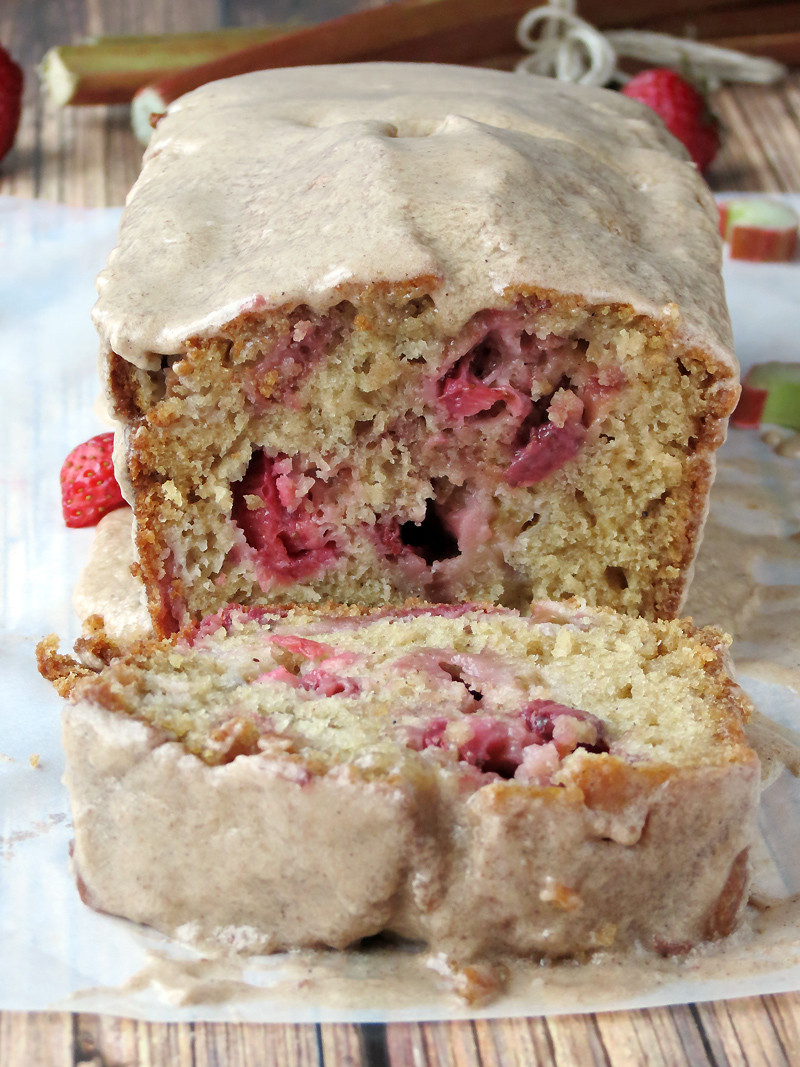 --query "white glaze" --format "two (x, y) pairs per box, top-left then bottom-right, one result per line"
(72, 508), (151, 641)
(92, 63), (734, 372)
